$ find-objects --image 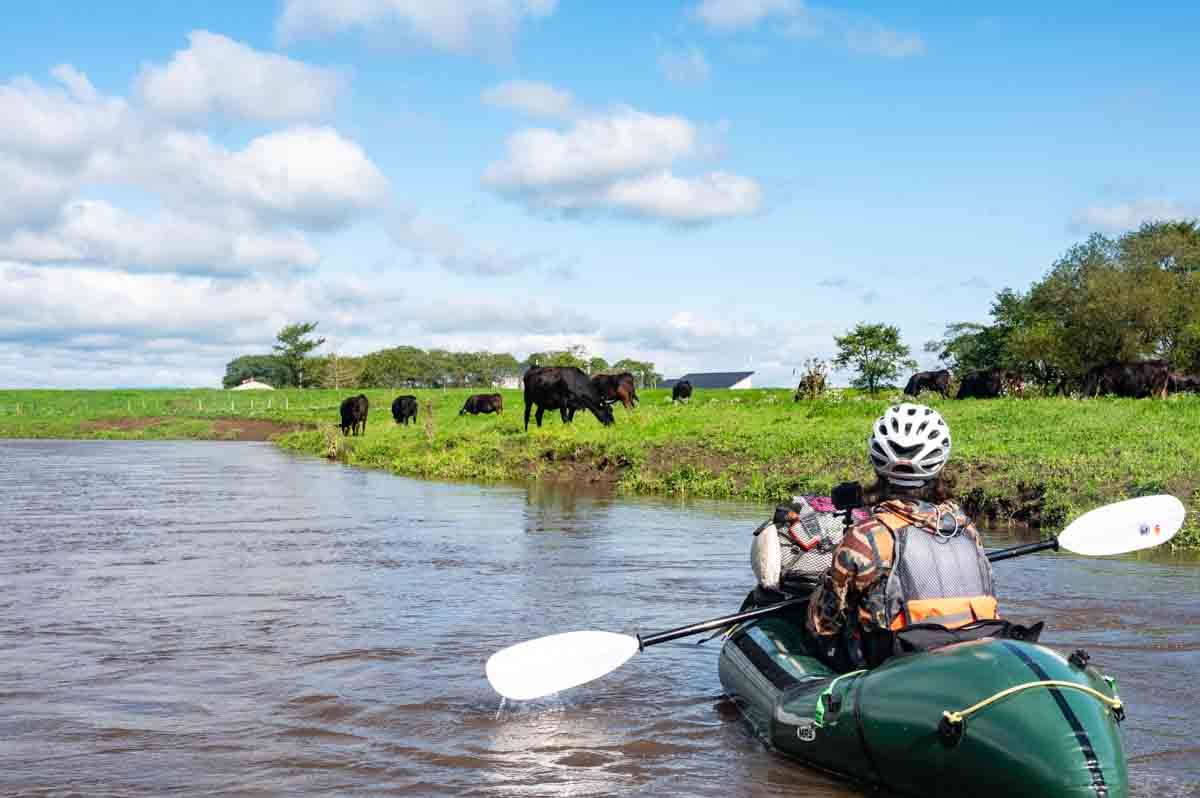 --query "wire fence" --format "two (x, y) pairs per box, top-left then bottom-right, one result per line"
(0, 393), (349, 418)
